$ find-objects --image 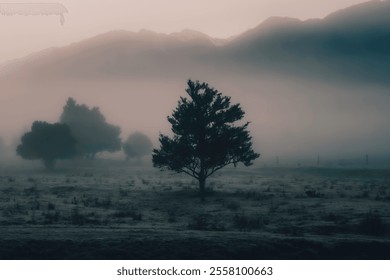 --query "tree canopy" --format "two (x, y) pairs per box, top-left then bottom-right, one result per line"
(123, 132), (153, 161)
(17, 121), (77, 169)
(153, 80), (259, 201)
(60, 98), (121, 158)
